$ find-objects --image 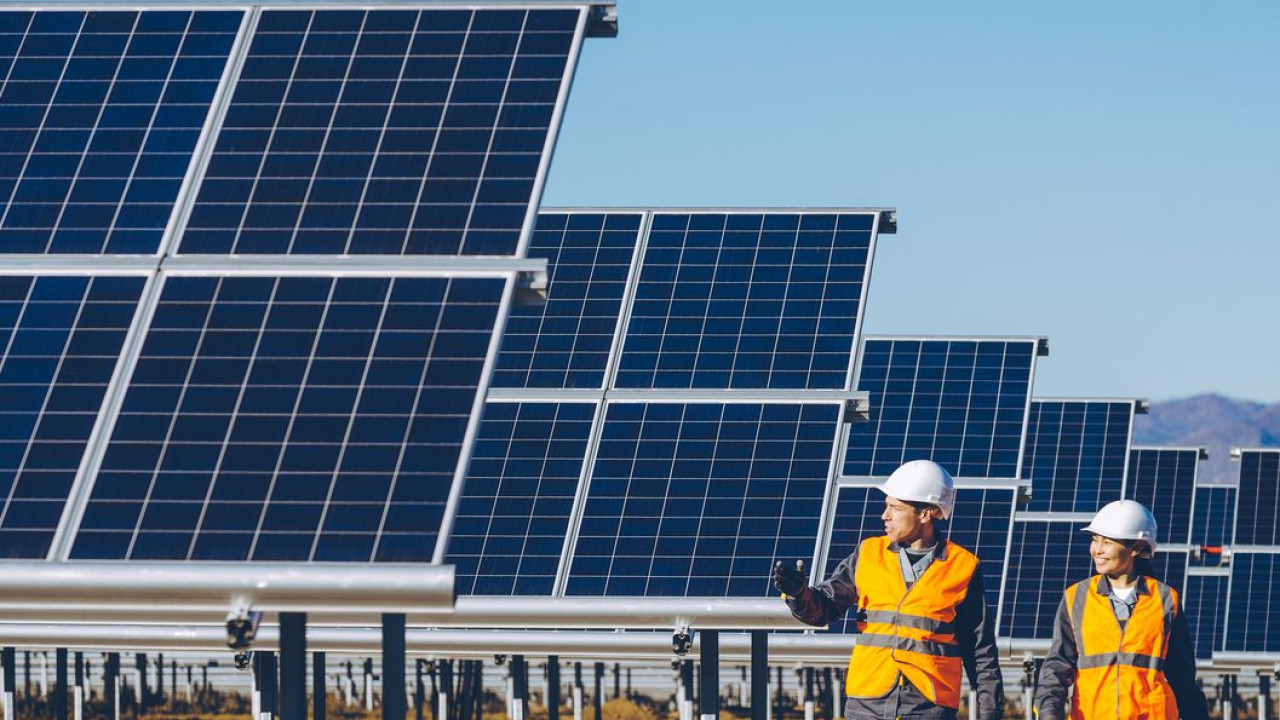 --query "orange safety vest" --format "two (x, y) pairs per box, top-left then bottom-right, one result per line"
(1066, 575), (1179, 720)
(845, 536), (978, 709)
